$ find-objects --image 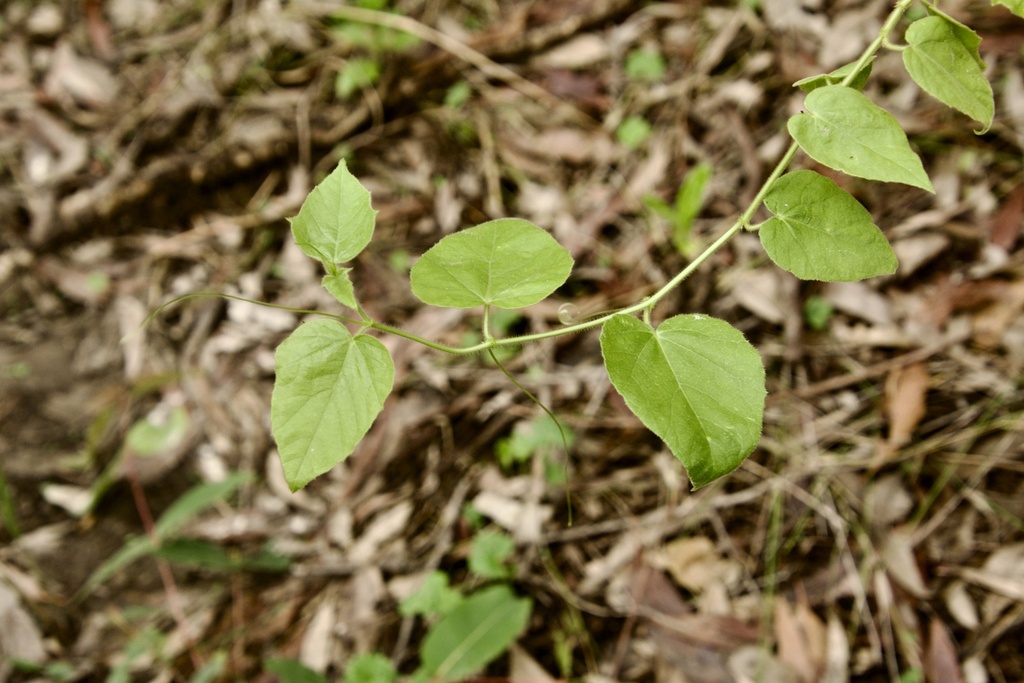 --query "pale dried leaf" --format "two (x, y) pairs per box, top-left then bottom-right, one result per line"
(924, 618), (963, 683)
(510, 643), (557, 682)
(730, 269), (786, 324)
(881, 527), (929, 598)
(962, 657), (988, 683)
(894, 233), (951, 277)
(530, 128), (616, 164)
(816, 7), (878, 68)
(624, 143), (671, 205)
(39, 483), (93, 517)
(108, 0), (161, 31)
(580, 532), (646, 596)
(944, 581), (979, 630)
(656, 536), (740, 596)
(348, 501), (413, 565)
(824, 281), (893, 326)
(775, 597), (827, 683)
(471, 490), (552, 543)
(729, 645), (800, 683)
(43, 42), (120, 108)
(27, 3), (64, 37)
(351, 567), (386, 653)
(1004, 69), (1024, 153)
(23, 109), (89, 184)
(964, 545), (1024, 620)
(0, 581), (47, 666)
(822, 612), (850, 683)
(863, 474), (914, 529)
(300, 592), (336, 673)
(885, 362), (929, 448)
(532, 34), (609, 69)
